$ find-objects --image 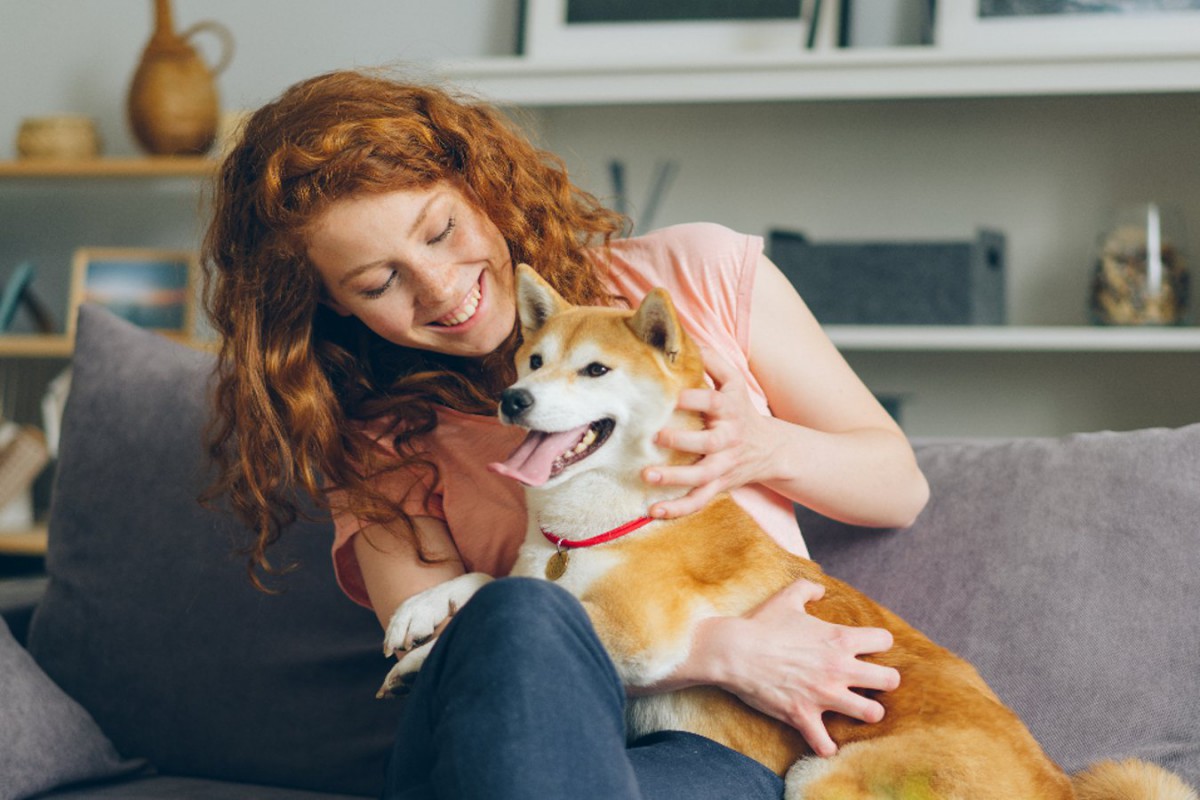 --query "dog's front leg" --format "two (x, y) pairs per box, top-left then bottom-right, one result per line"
(377, 572), (493, 697)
